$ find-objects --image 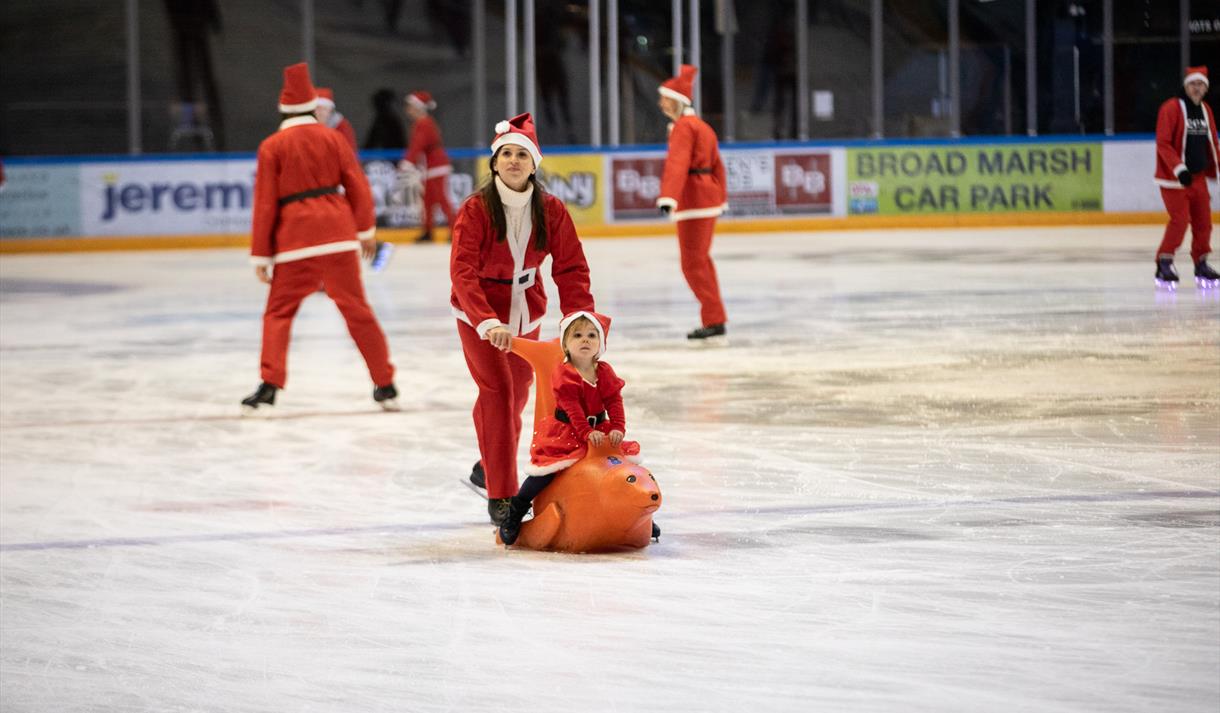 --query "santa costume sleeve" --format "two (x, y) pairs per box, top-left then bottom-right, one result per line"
(249, 142), (280, 265)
